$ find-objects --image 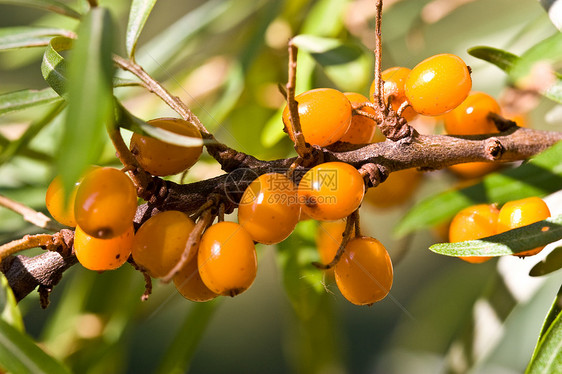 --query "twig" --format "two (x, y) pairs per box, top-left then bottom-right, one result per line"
(313, 211), (358, 269)
(373, 0), (385, 109)
(286, 41), (312, 158)
(0, 194), (63, 232)
(0, 234), (53, 263)
(161, 209), (214, 283)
